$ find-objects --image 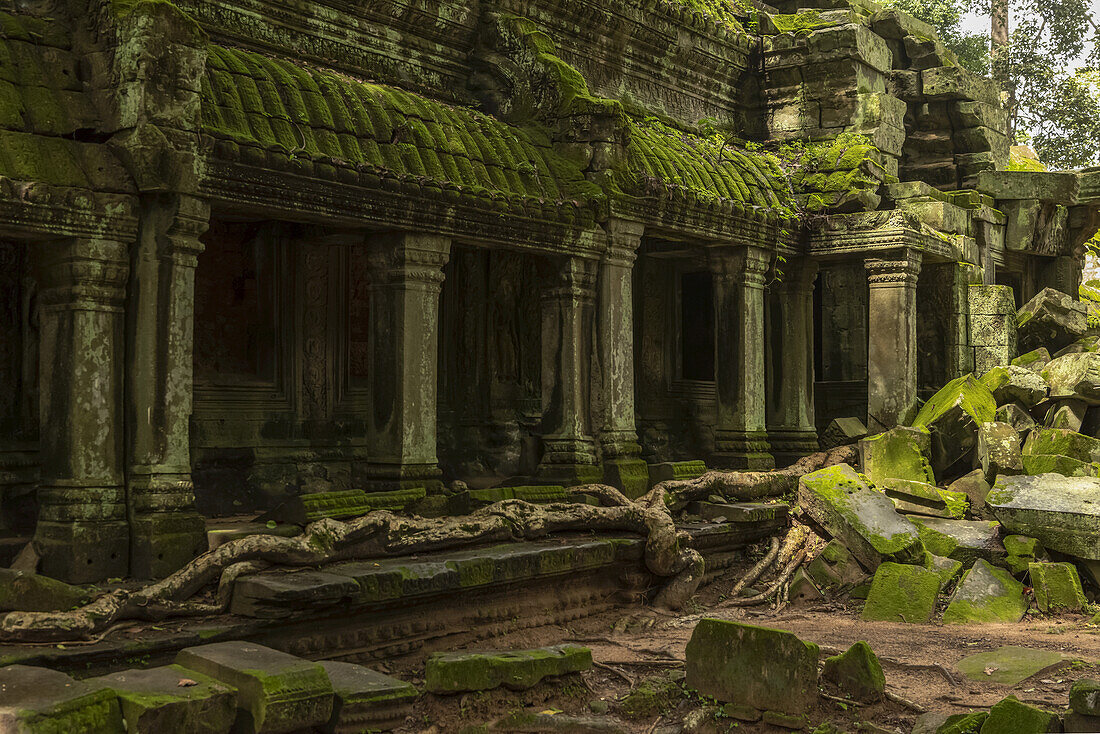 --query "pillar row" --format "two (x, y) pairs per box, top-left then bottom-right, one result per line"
(866, 251), (922, 432)
(767, 260), (819, 465)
